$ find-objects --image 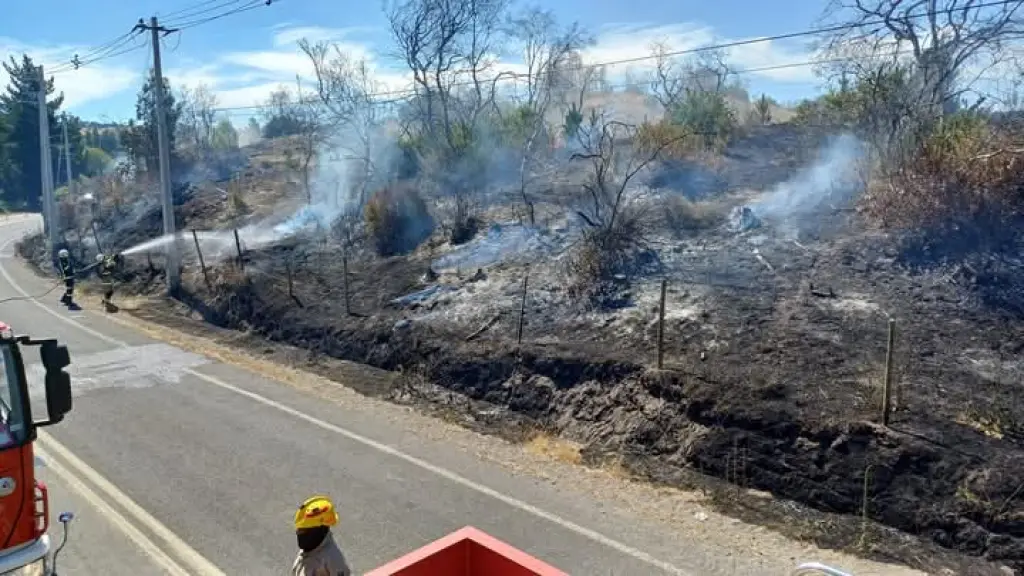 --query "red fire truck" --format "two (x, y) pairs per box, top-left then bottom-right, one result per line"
(0, 321), (74, 575)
